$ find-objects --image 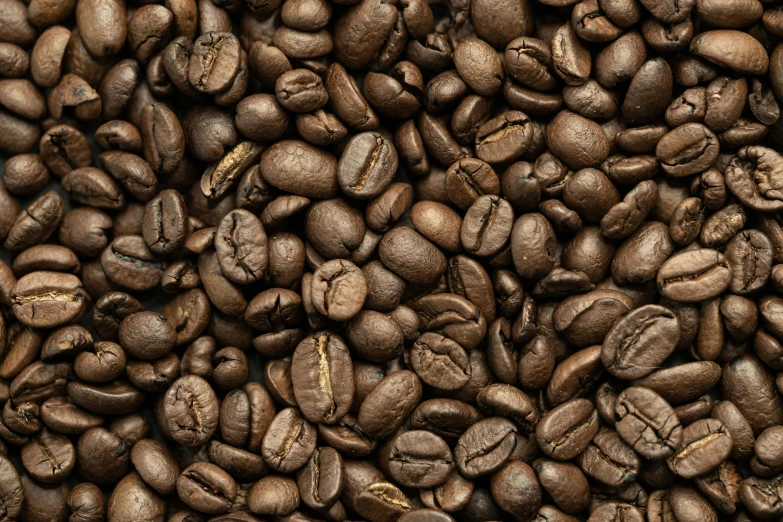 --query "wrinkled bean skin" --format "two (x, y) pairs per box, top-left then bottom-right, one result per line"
(0, 0), (781, 519)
